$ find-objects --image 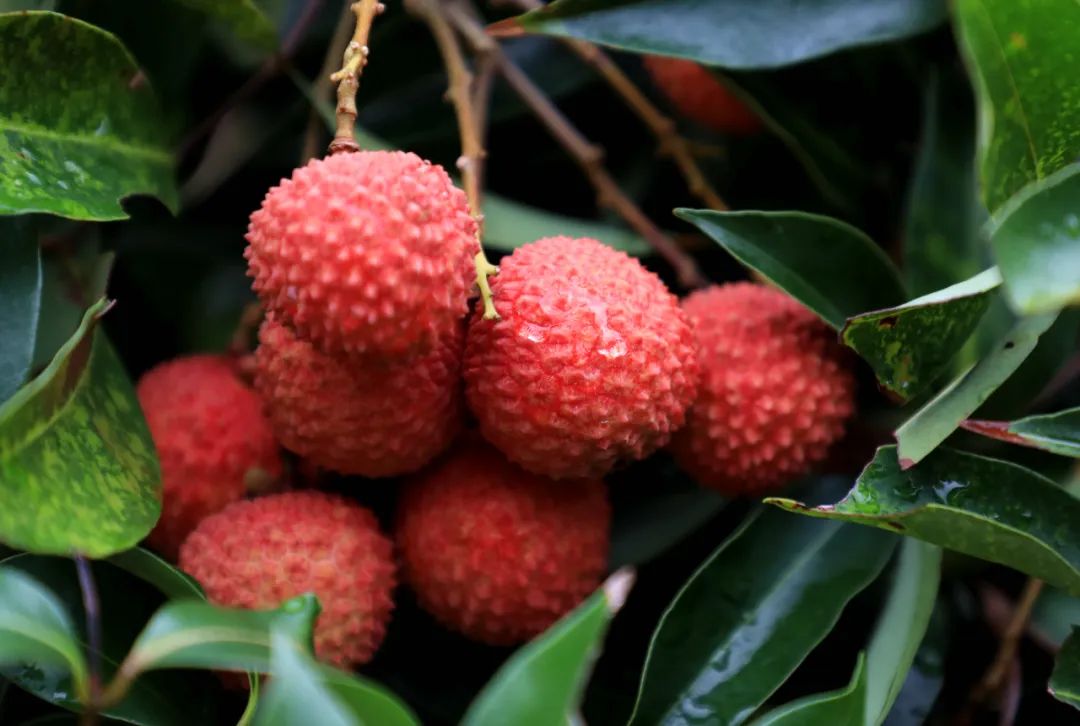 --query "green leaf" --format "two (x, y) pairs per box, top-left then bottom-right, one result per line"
(676, 209), (906, 329)
(953, 0), (1080, 213)
(32, 238), (112, 371)
(0, 216), (41, 403)
(316, 666), (420, 726)
(841, 269), (1000, 401)
(108, 548), (203, 601)
(0, 567), (88, 704)
(987, 163), (1080, 313)
(767, 446), (1080, 595)
(1033, 588), (1080, 649)
(483, 193), (650, 255)
(864, 541), (941, 724)
(169, 0), (275, 49)
(0, 299), (161, 557)
(628, 507), (895, 726)
(0, 11), (178, 220)
(962, 407), (1080, 458)
(882, 599), (948, 725)
(753, 653), (867, 726)
(503, 0), (946, 70)
(462, 569), (634, 726)
(894, 309), (1058, 466)
(1050, 627), (1080, 710)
